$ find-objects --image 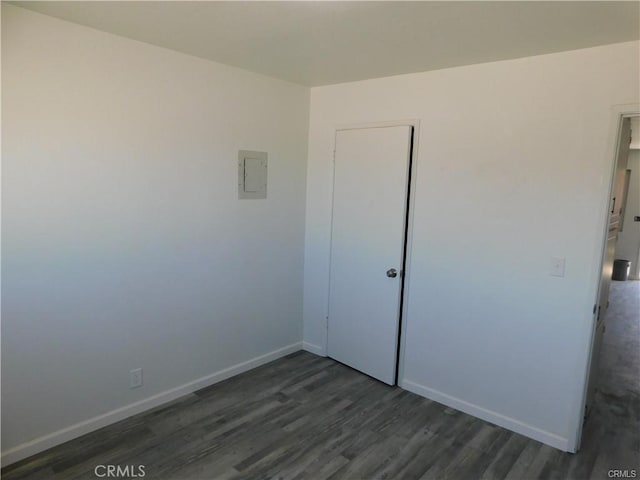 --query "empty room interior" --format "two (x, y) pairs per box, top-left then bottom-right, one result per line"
(2, 1), (640, 479)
